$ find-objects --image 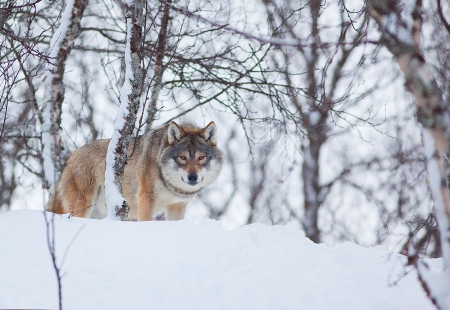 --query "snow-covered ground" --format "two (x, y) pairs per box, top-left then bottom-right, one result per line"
(0, 210), (437, 309)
